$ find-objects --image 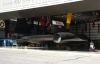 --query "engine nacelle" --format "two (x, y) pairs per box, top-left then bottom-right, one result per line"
(53, 32), (76, 43)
